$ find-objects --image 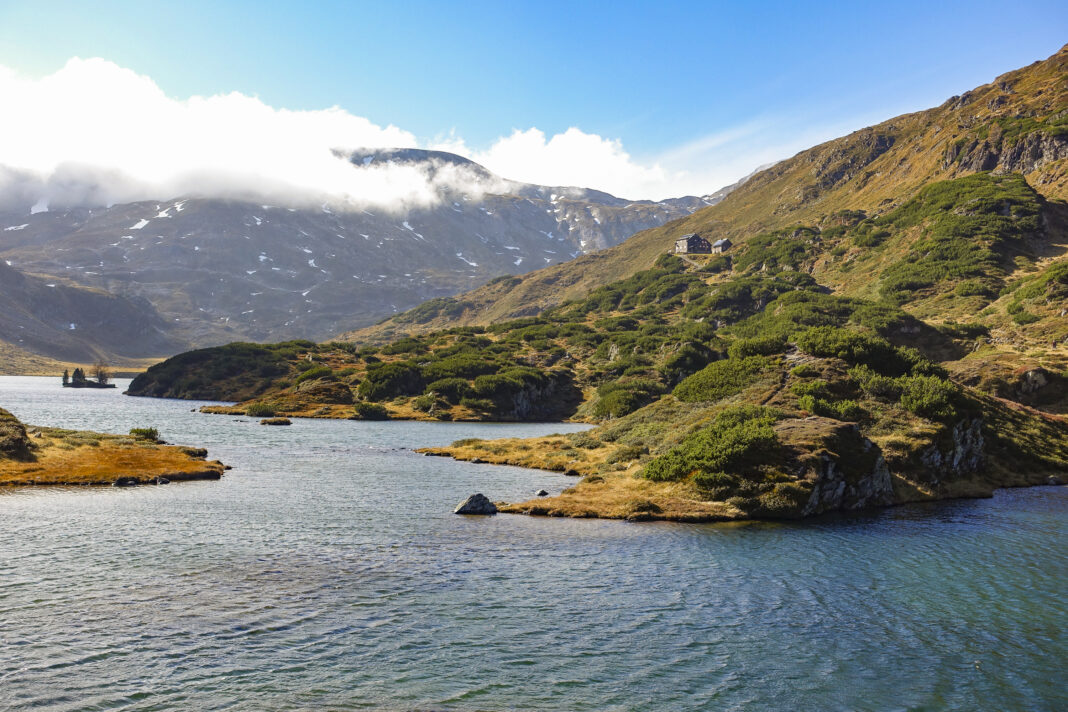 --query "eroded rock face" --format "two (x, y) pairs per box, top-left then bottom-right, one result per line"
(776, 417), (896, 516)
(918, 419), (985, 484)
(944, 131), (1068, 176)
(773, 417), (894, 517)
(454, 493), (497, 515)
